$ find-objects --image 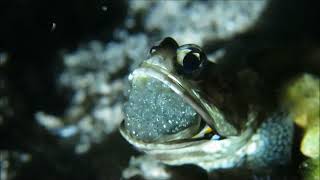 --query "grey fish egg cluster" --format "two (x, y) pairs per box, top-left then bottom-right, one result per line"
(124, 77), (198, 142)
